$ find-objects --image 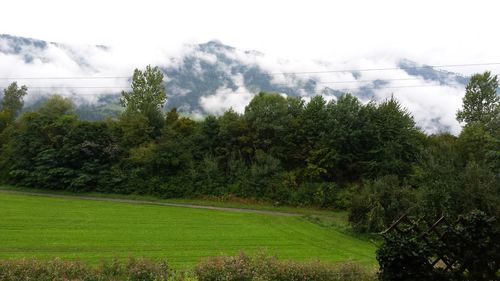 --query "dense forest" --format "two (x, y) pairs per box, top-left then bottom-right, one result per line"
(0, 66), (498, 232)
